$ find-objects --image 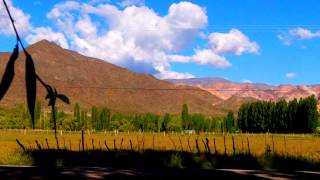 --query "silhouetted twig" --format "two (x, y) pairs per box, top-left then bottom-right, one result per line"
(129, 139), (133, 151)
(35, 140), (42, 150)
(201, 139), (207, 153)
(206, 138), (211, 154)
(45, 138), (50, 149)
(120, 138), (124, 150)
(16, 139), (25, 152)
(114, 138), (117, 150)
(187, 136), (192, 152)
(104, 140), (110, 151)
(232, 136), (236, 155)
(213, 137), (217, 154)
(179, 136), (184, 151)
(81, 130), (85, 151)
(195, 138), (200, 156)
